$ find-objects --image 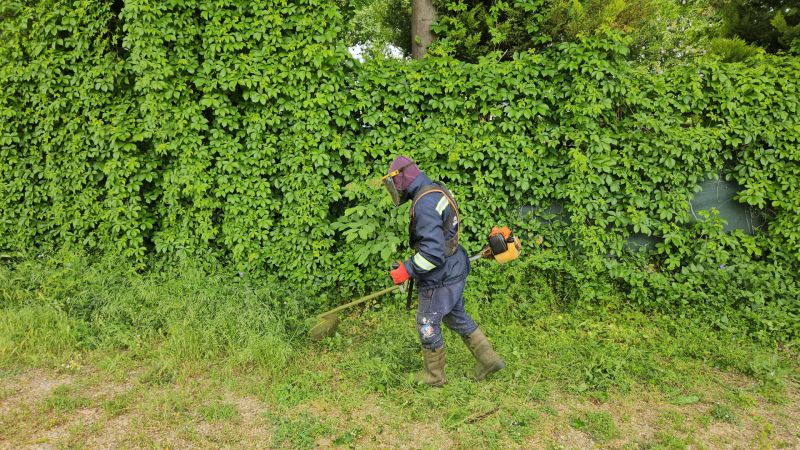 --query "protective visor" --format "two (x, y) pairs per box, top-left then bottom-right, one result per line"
(381, 162), (413, 206)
